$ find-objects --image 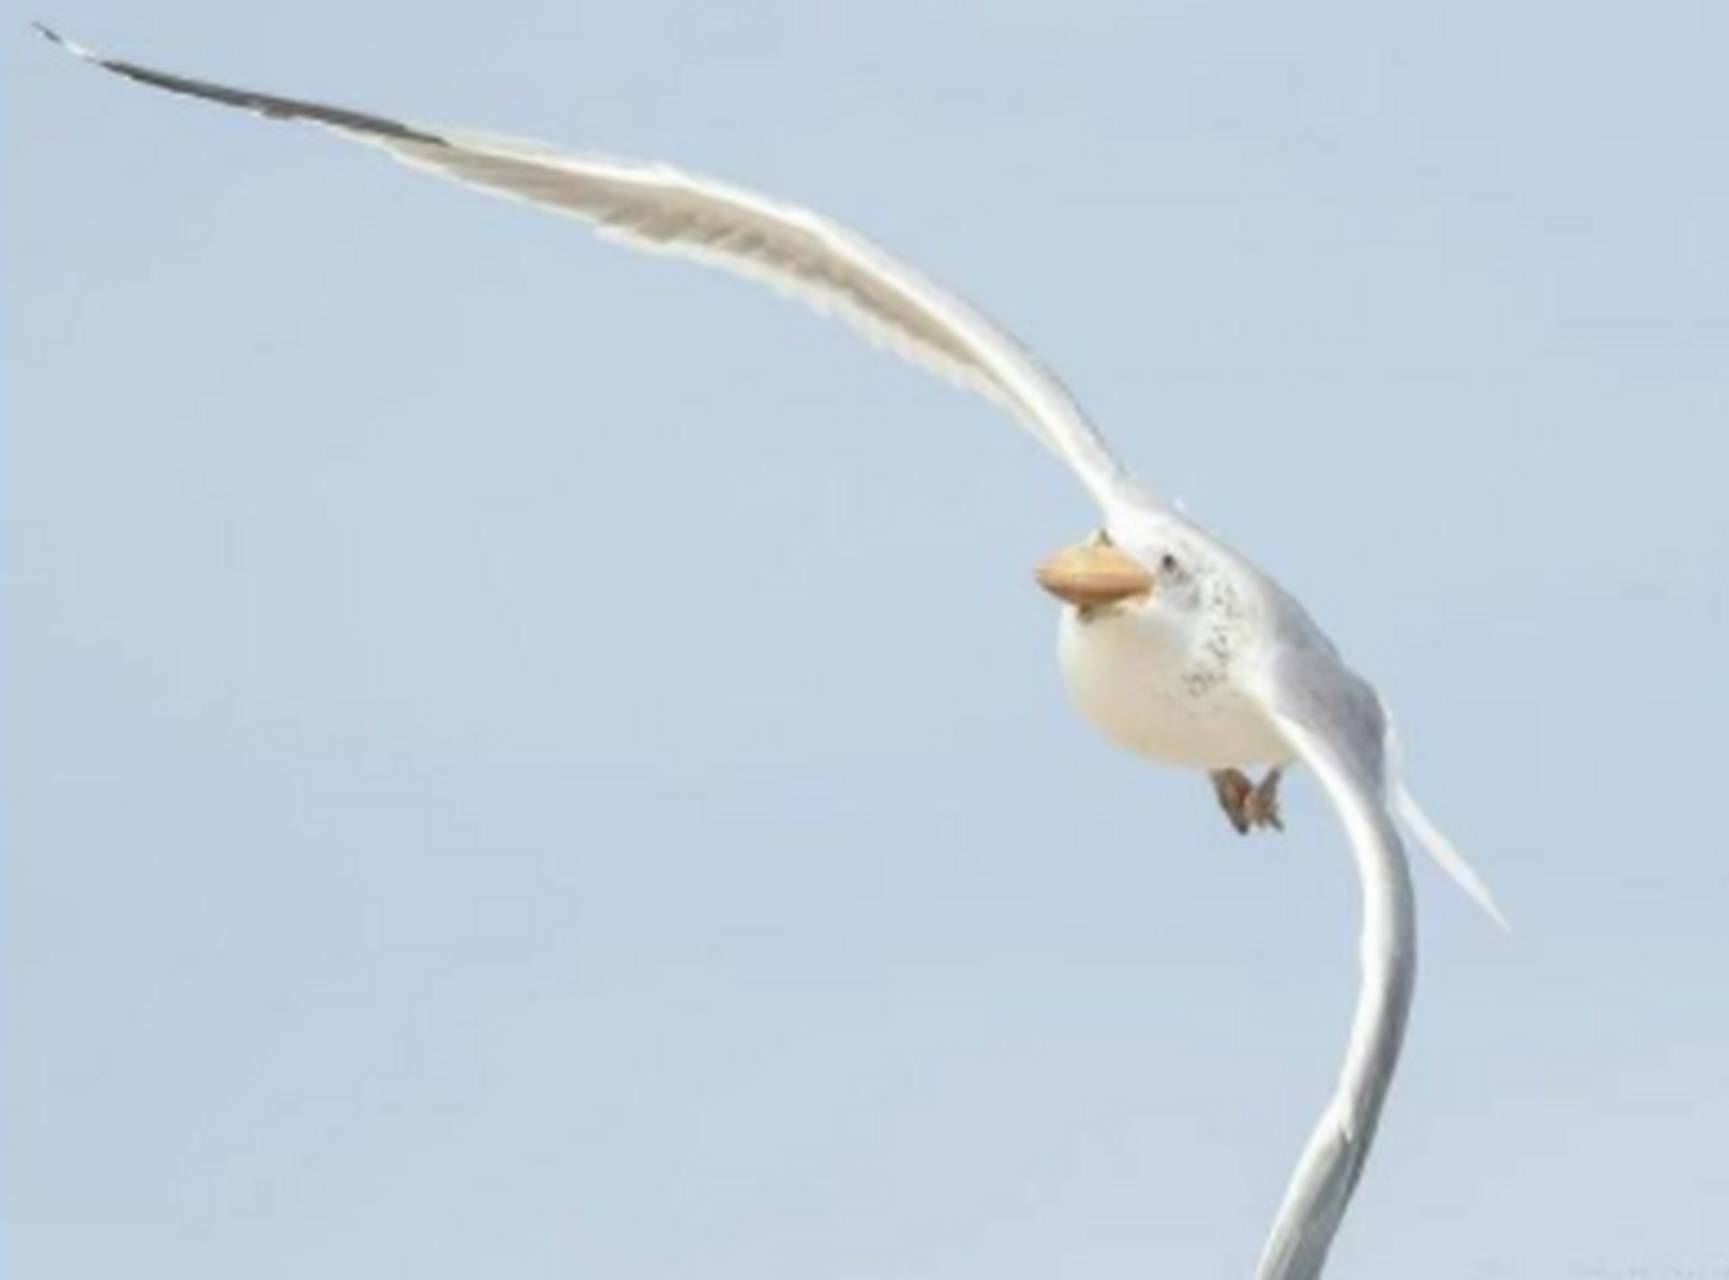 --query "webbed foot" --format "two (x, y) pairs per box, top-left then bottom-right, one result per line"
(1210, 767), (1285, 835)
